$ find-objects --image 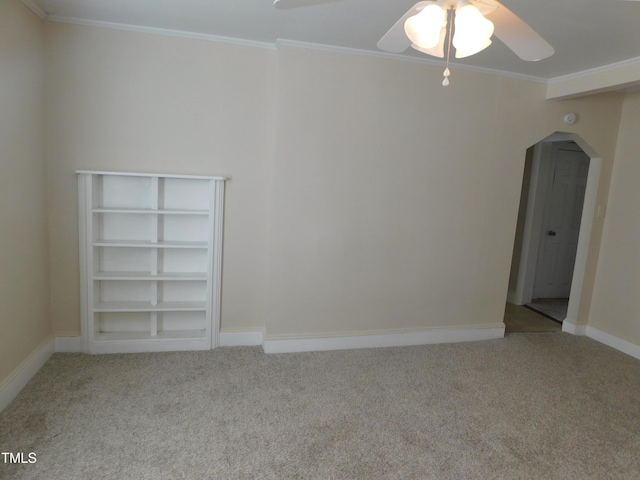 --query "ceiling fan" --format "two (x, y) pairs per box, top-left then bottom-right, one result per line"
(274, 0), (554, 85)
